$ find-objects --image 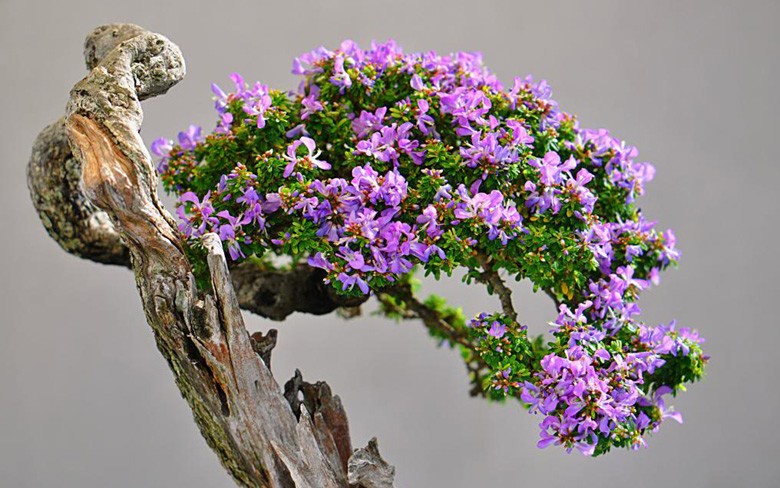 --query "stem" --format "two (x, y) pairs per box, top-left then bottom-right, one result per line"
(376, 284), (472, 350)
(474, 253), (518, 322)
(376, 284), (495, 399)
